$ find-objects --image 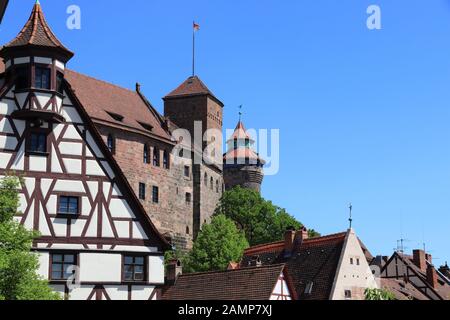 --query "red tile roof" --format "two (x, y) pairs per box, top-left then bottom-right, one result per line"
(65, 69), (173, 142)
(228, 121), (253, 142)
(380, 278), (429, 300)
(162, 264), (286, 300)
(1, 2), (73, 59)
(164, 75), (223, 105)
(241, 232), (348, 300)
(223, 148), (262, 162)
